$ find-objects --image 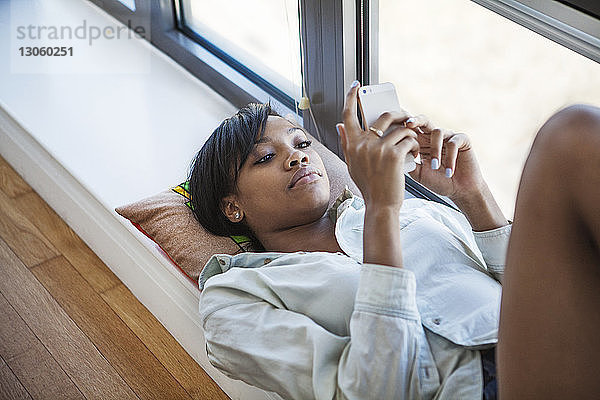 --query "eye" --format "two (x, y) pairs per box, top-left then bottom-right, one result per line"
(254, 140), (311, 165)
(255, 153), (274, 164)
(297, 140), (312, 149)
